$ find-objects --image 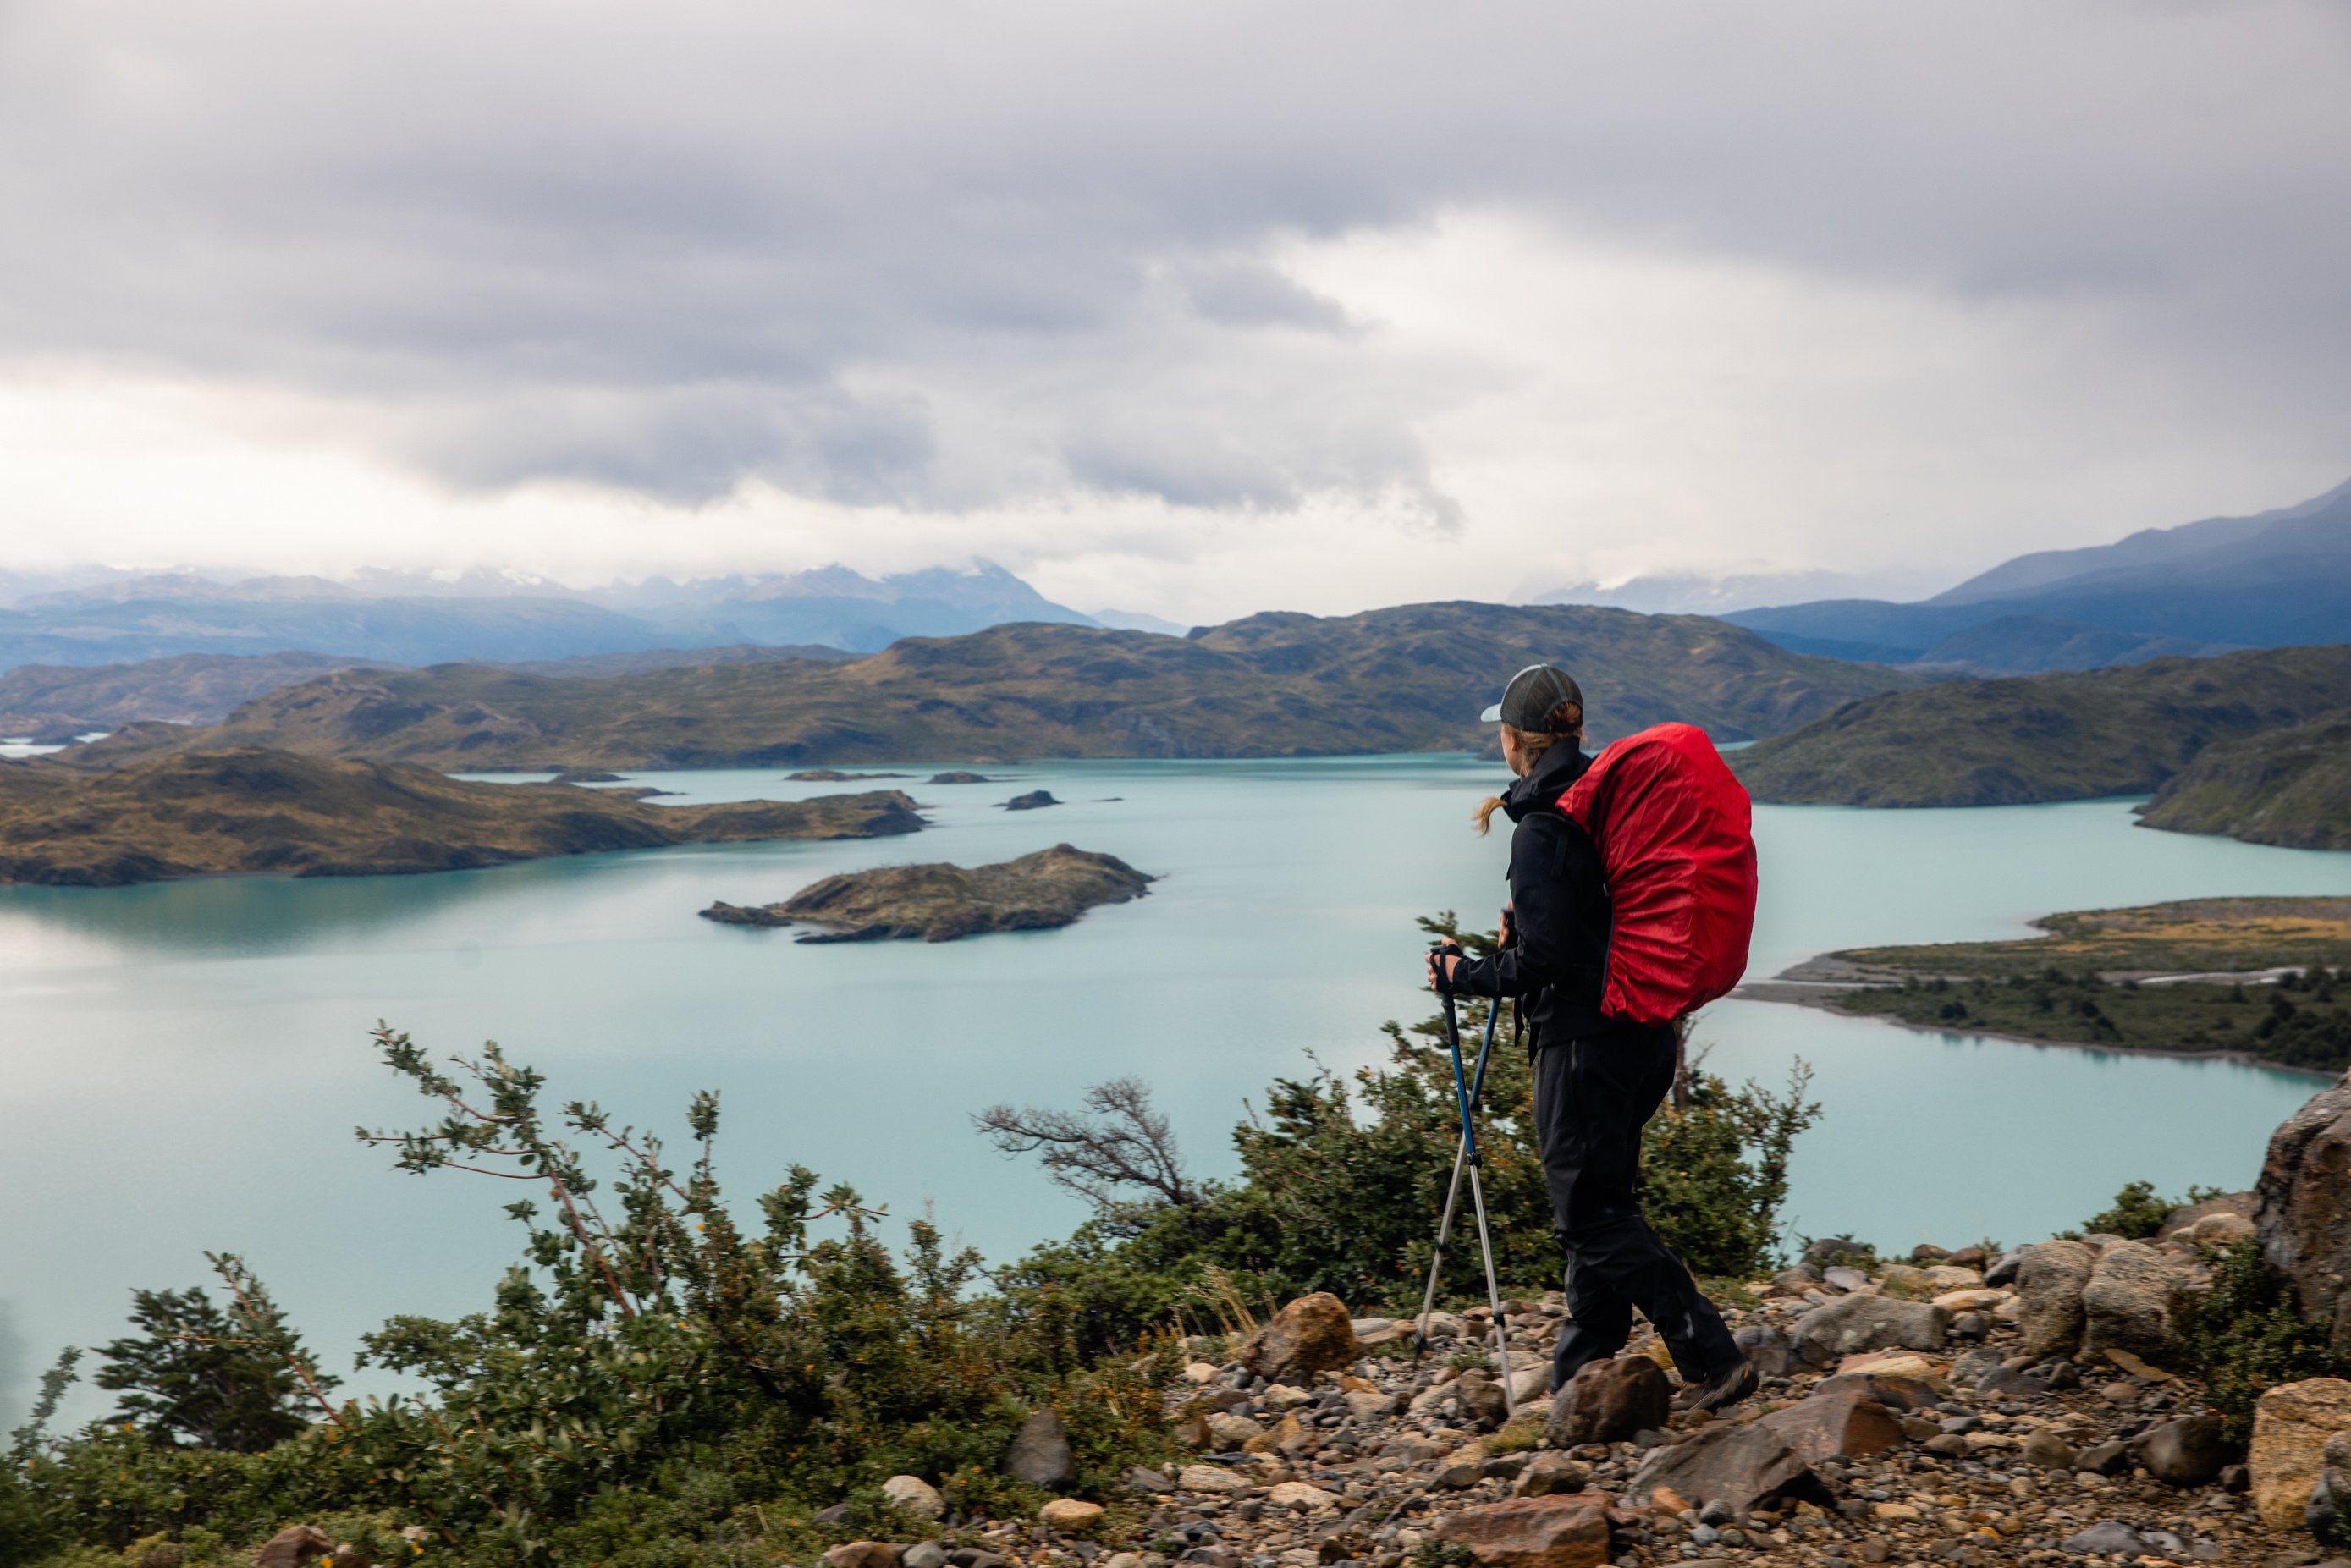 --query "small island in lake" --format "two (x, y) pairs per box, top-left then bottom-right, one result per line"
(700, 844), (1153, 943)
(1000, 789), (1060, 811)
(786, 768), (910, 781)
(927, 771), (994, 784)
(1754, 895), (2351, 1072)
